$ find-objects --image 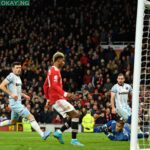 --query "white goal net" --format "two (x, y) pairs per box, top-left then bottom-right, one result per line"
(139, 1), (150, 149)
(131, 0), (150, 150)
